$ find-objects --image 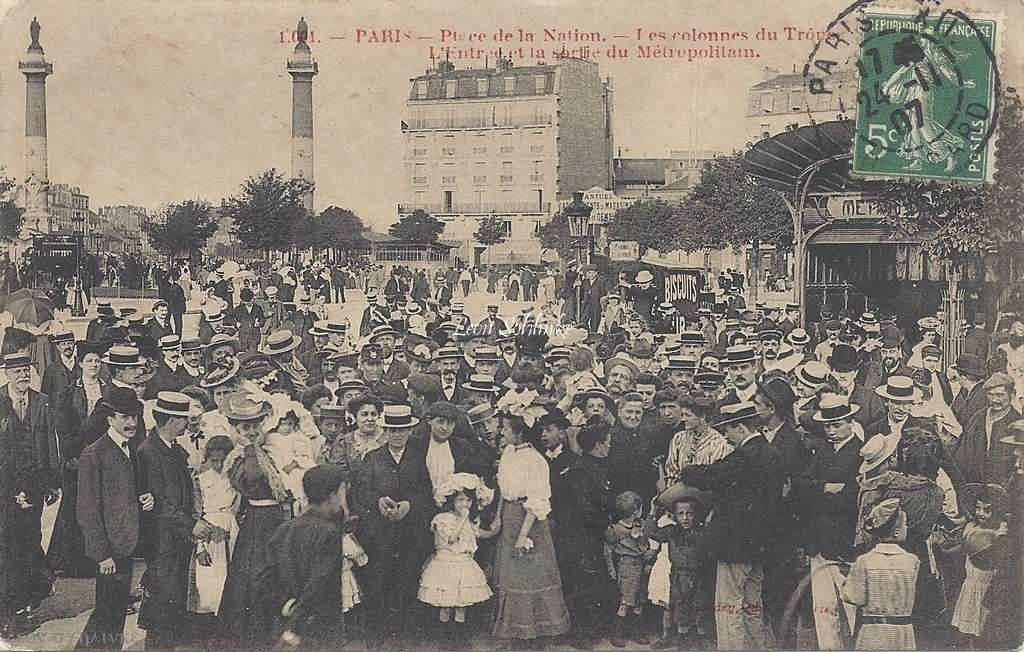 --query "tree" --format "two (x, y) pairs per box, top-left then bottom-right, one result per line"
(144, 199), (219, 261)
(221, 169), (314, 252)
(537, 213), (575, 263)
(474, 213), (507, 267)
(607, 199), (699, 256)
(686, 152), (792, 302)
(319, 206), (369, 260)
(389, 209), (445, 244)
(874, 88), (1024, 323)
(0, 167), (25, 243)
